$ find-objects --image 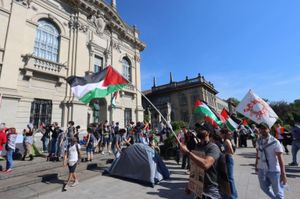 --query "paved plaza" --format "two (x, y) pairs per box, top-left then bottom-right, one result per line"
(40, 144), (300, 199)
